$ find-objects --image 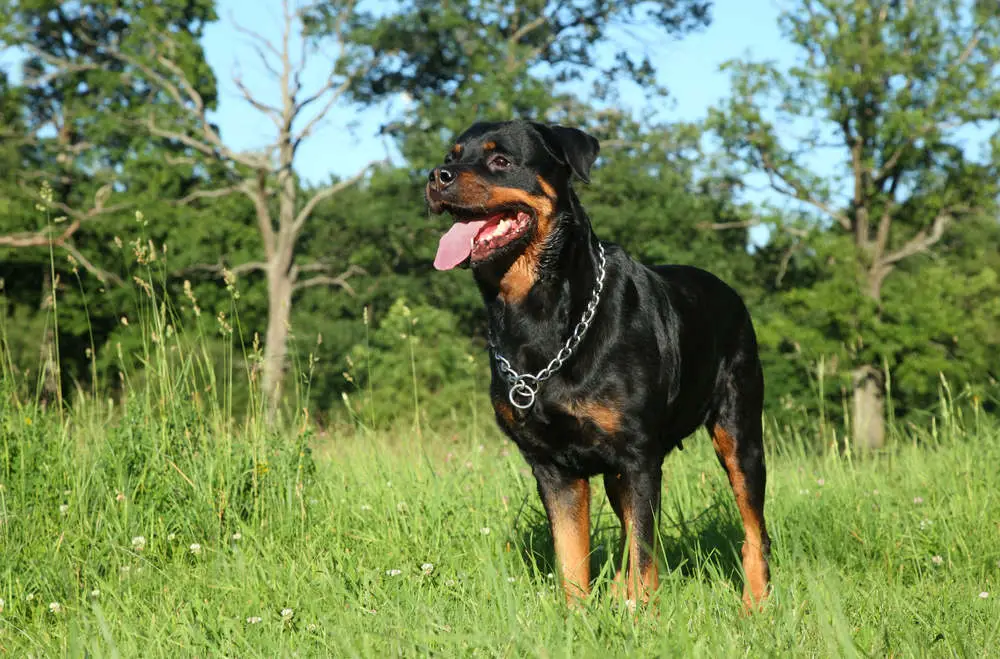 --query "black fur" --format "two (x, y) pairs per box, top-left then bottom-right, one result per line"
(425, 120), (771, 606)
